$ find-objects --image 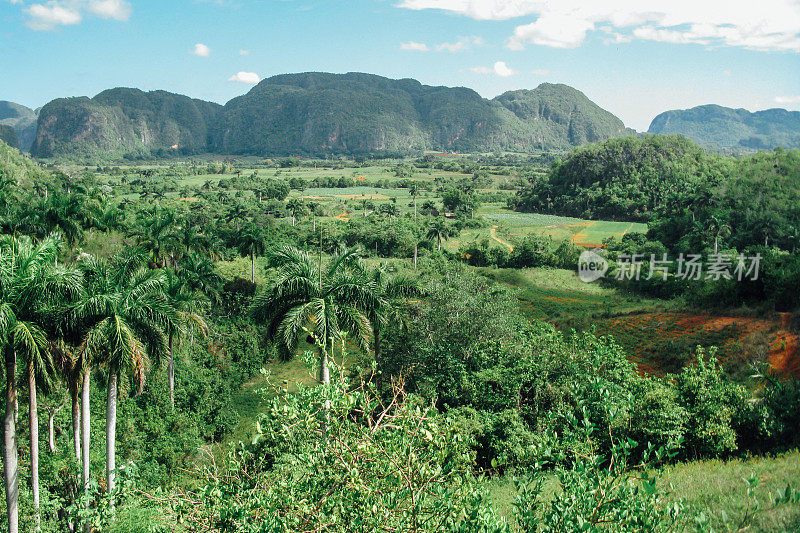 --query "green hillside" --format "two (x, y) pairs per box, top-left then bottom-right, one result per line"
(31, 88), (223, 159)
(0, 125), (18, 149)
(0, 138), (47, 184)
(648, 104), (800, 151)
